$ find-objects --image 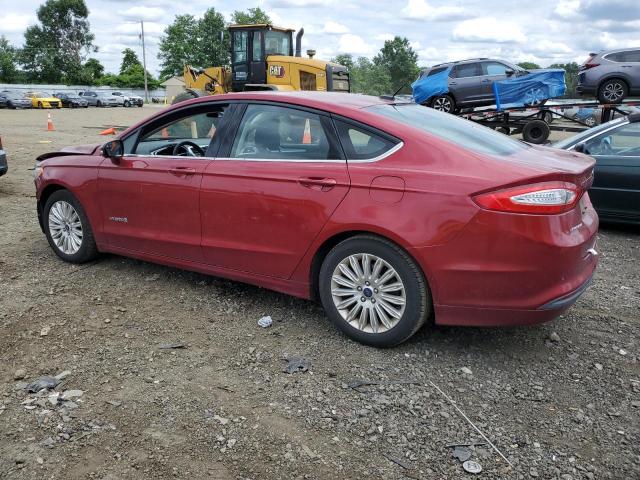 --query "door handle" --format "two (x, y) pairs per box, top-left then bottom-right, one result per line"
(449, 82), (457, 85)
(169, 166), (196, 176)
(481, 79), (491, 83)
(298, 177), (337, 191)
